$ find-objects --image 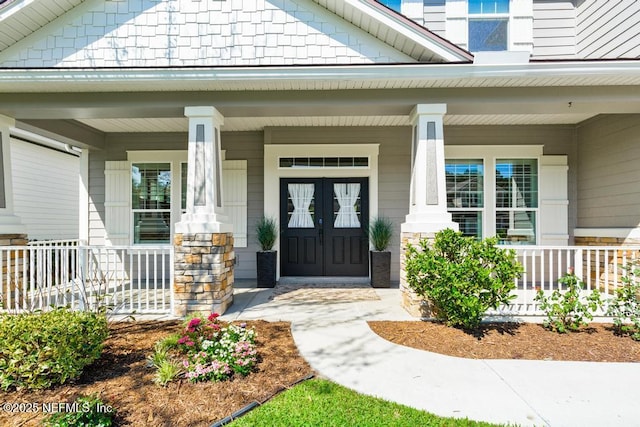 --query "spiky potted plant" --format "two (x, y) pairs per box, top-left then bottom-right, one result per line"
(369, 216), (393, 288)
(256, 216), (278, 288)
